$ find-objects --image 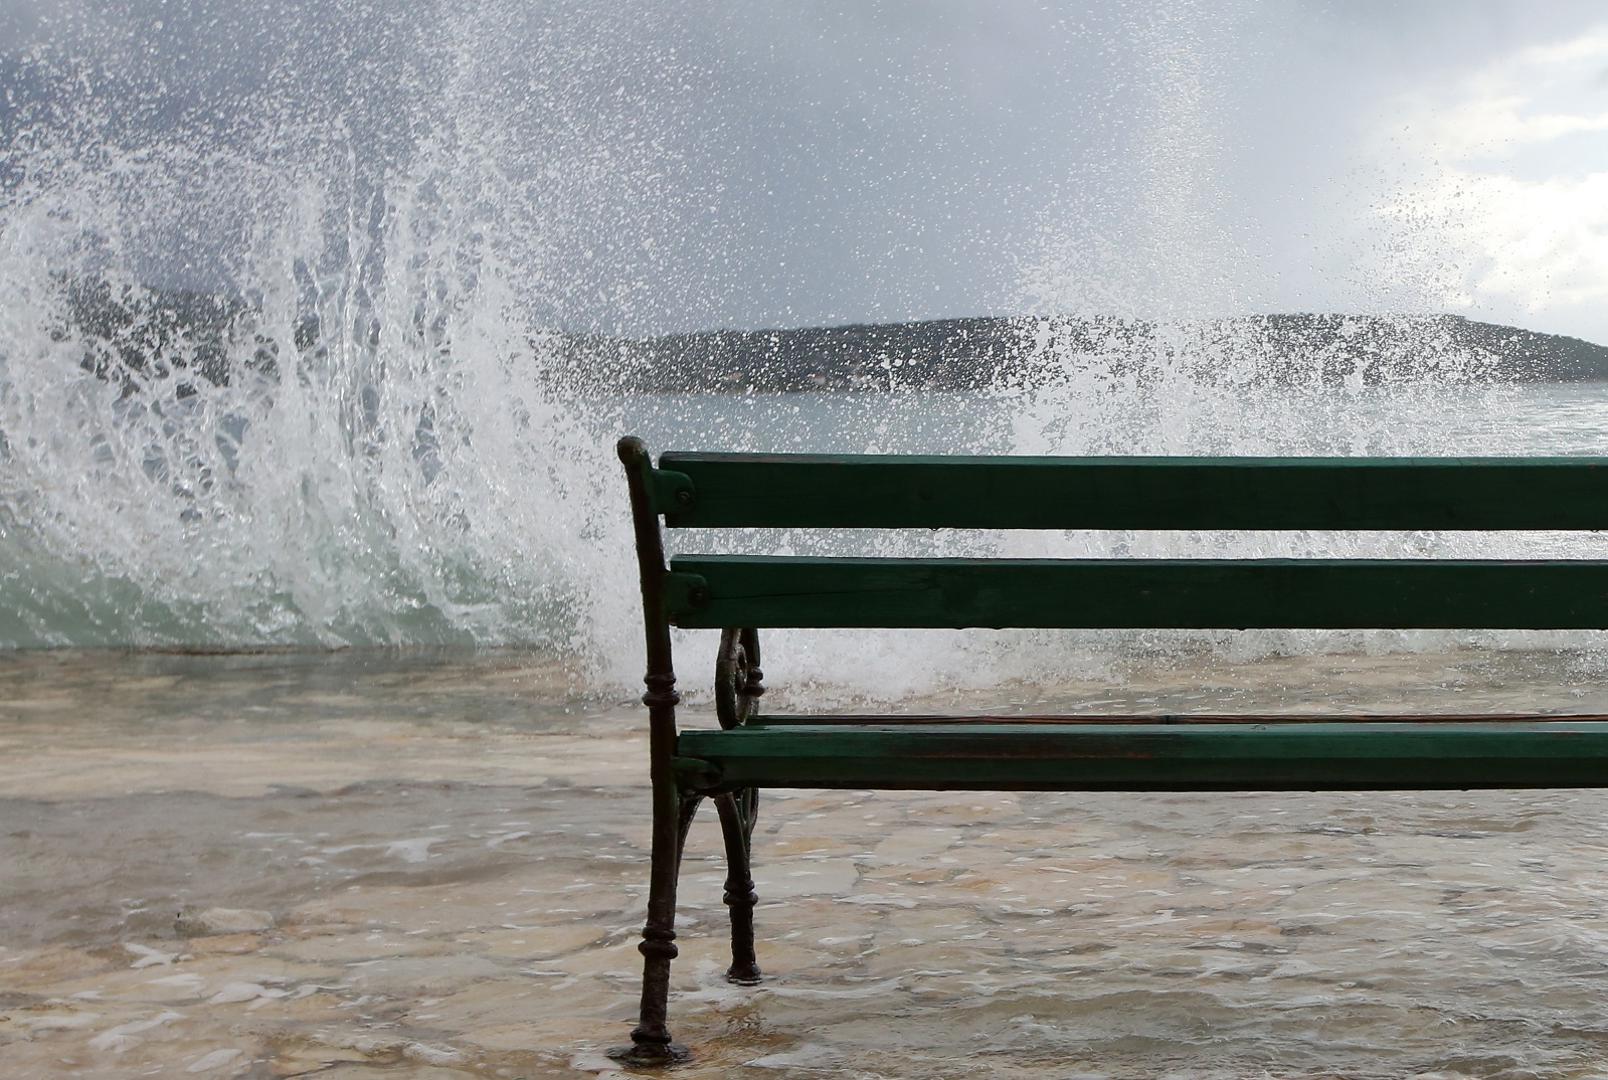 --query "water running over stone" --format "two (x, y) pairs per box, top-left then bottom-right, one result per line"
(7, 649), (1608, 1078)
